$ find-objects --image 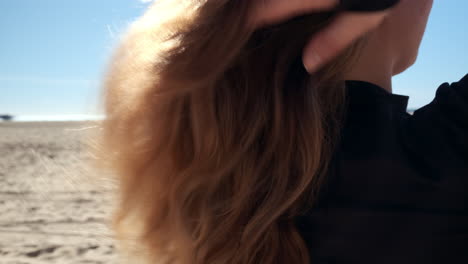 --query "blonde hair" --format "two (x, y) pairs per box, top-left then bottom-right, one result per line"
(91, 0), (364, 263)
